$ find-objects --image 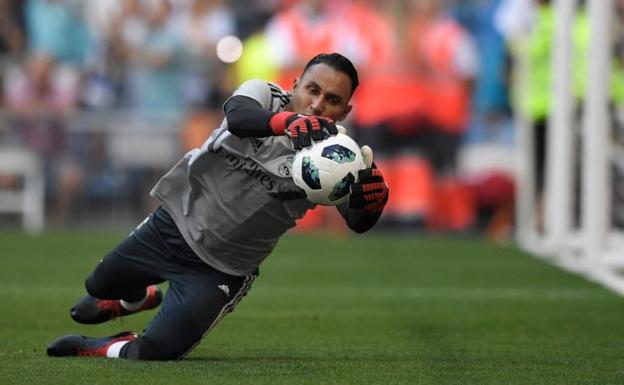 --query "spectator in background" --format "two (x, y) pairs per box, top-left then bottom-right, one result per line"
(178, 0), (236, 157)
(235, 19), (279, 85)
(180, 0), (235, 108)
(614, 0), (624, 229)
(452, 0), (513, 145)
(3, 53), (83, 225)
(100, 0), (143, 108)
(234, 0), (283, 85)
(0, 0), (90, 225)
(81, 0), (126, 110)
(15, 0), (91, 225)
(0, 0), (26, 109)
(406, 0), (478, 177)
(501, 0), (624, 232)
(230, 0), (277, 40)
(0, 0), (26, 190)
(101, 0), (185, 215)
(0, 0), (26, 59)
(361, 0), (478, 231)
(265, 0), (389, 89)
(264, 0), (393, 232)
(404, 0), (478, 232)
(495, 0), (550, 232)
(446, 0), (516, 240)
(25, 0), (89, 65)
(114, 0), (184, 119)
(615, 1), (624, 110)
